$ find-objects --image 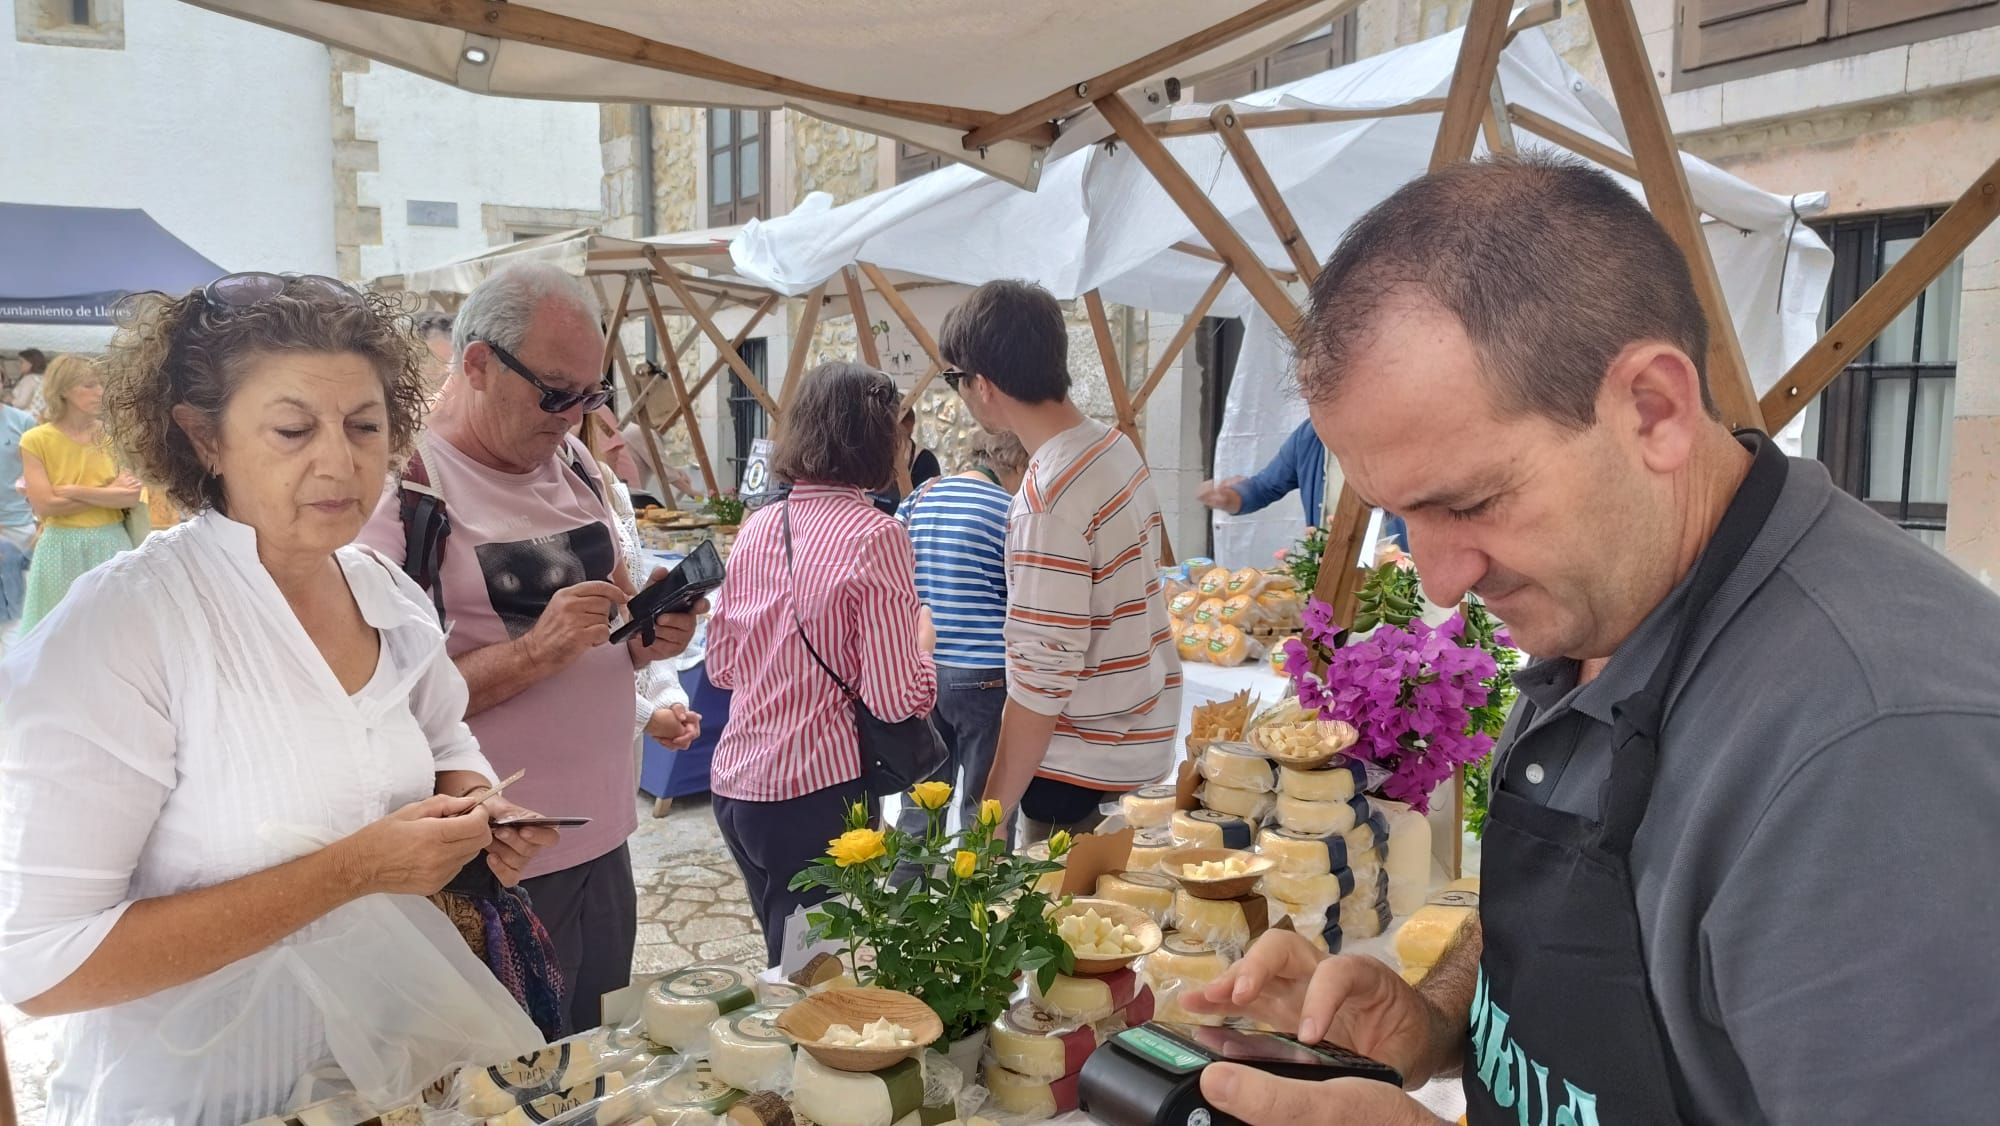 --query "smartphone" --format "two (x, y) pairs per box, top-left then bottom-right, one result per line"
(610, 540), (724, 644)
(1078, 1022), (1402, 1126)
(492, 815), (593, 830)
